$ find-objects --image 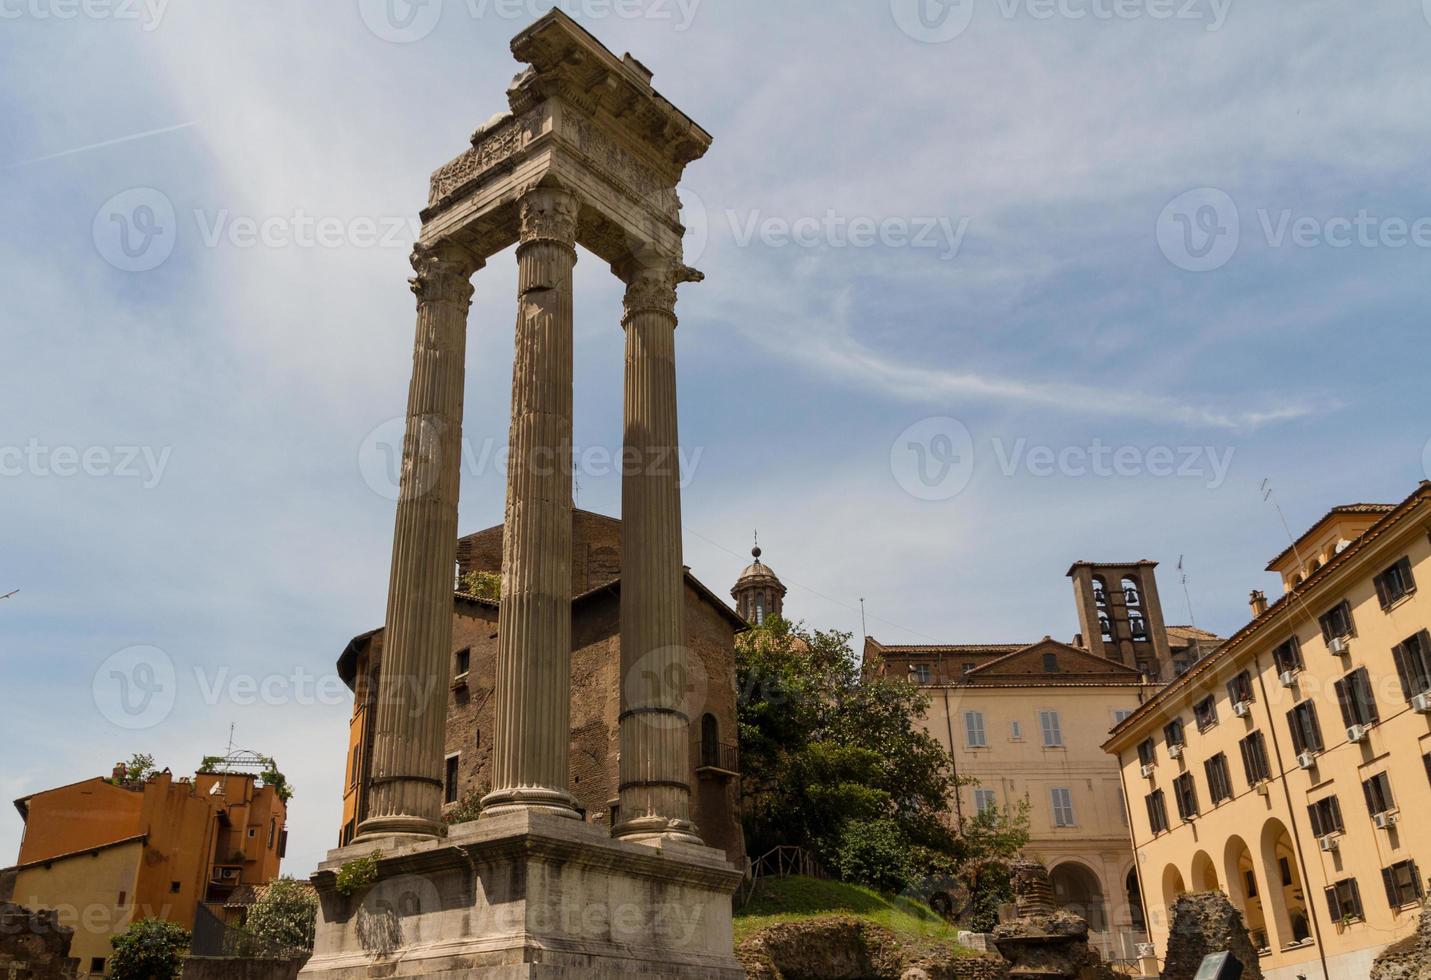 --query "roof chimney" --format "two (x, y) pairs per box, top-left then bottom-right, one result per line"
(112, 763), (127, 781)
(1249, 590), (1269, 618)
